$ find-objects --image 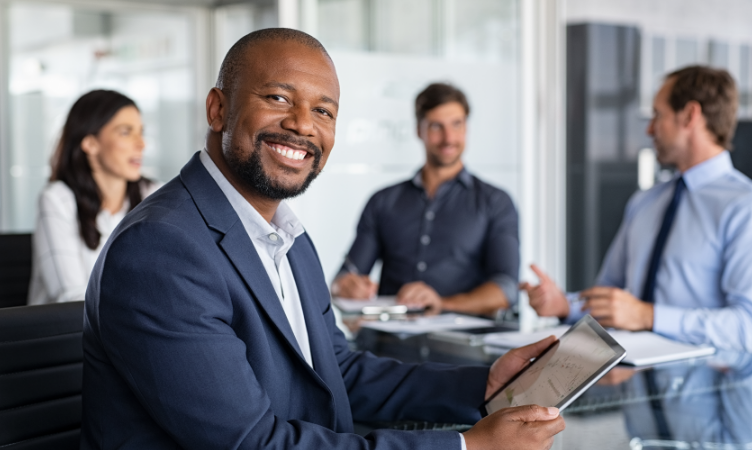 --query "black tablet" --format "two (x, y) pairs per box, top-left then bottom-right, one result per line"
(482, 315), (626, 416)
